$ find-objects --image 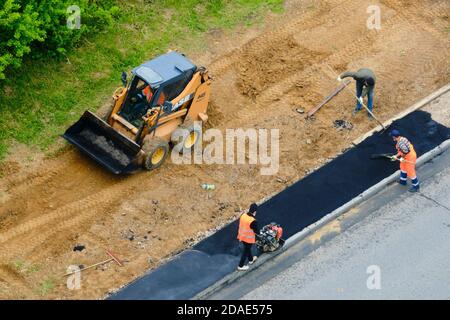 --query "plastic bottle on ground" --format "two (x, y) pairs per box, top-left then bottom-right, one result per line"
(201, 183), (215, 190)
